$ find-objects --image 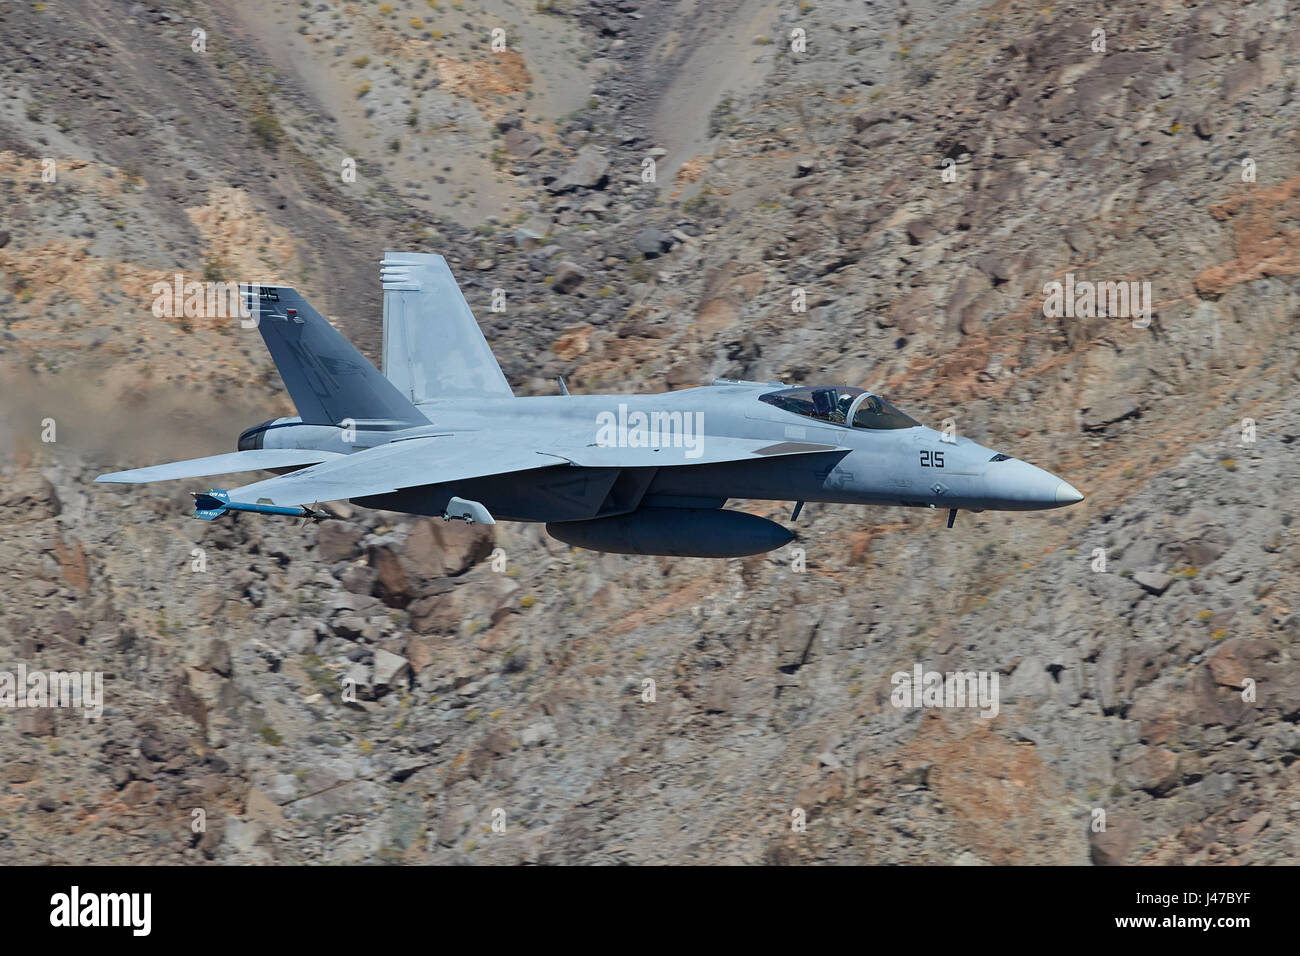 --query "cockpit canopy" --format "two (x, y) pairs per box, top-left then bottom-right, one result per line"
(759, 386), (920, 429)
